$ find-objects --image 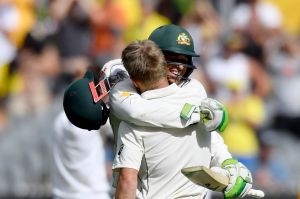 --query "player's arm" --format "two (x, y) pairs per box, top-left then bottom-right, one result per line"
(112, 122), (144, 195)
(210, 131), (232, 166)
(109, 78), (201, 128)
(115, 168), (138, 199)
(105, 60), (228, 131)
(110, 79), (229, 131)
(103, 59), (200, 128)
